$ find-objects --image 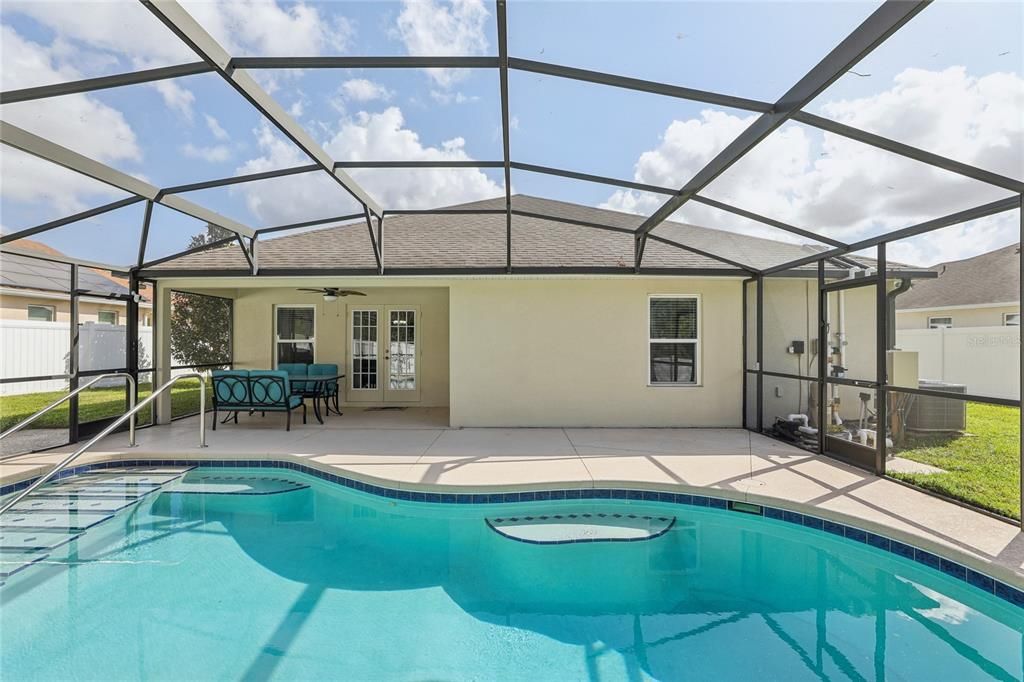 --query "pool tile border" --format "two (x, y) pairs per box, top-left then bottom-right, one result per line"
(3, 457), (1022, 610)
